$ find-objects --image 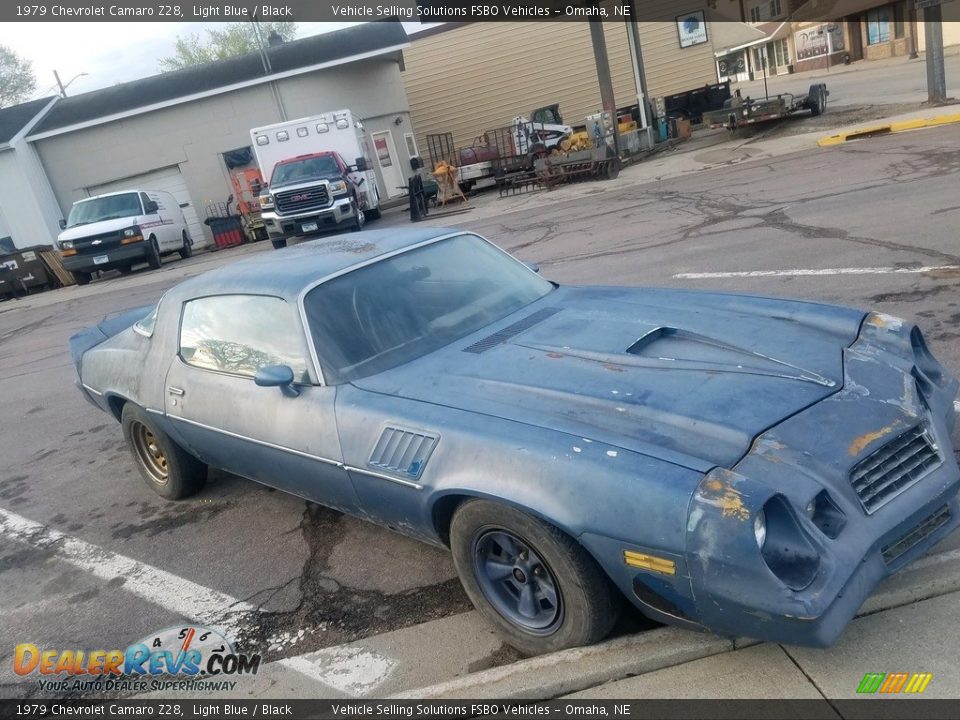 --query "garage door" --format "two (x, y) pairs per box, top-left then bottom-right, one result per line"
(86, 166), (206, 249)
